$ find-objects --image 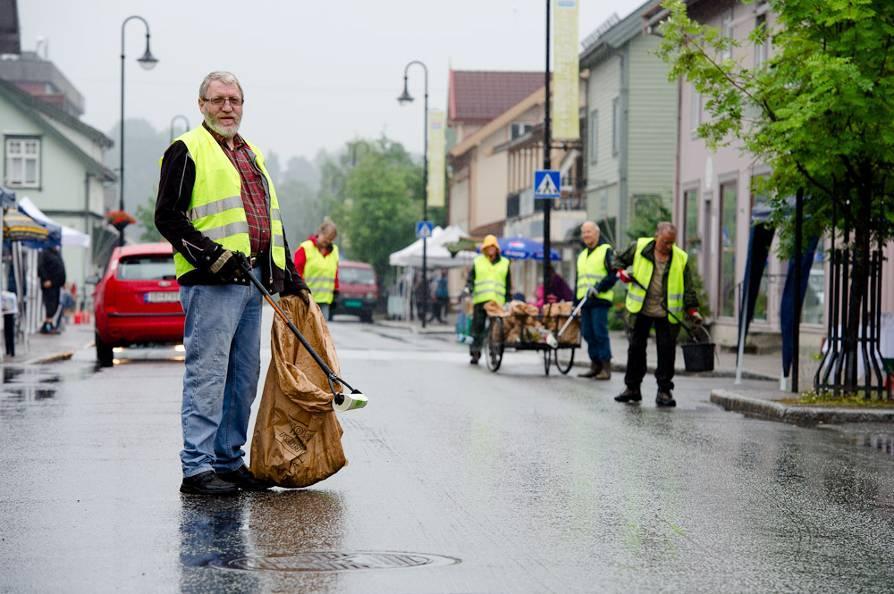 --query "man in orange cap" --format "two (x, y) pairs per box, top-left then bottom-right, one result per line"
(464, 234), (511, 364)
